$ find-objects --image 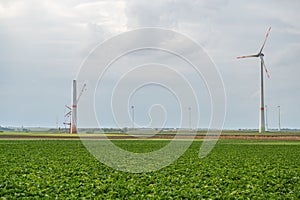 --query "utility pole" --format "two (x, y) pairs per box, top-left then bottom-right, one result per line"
(265, 105), (268, 131)
(277, 106), (281, 132)
(188, 107), (191, 130)
(131, 105), (135, 129)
